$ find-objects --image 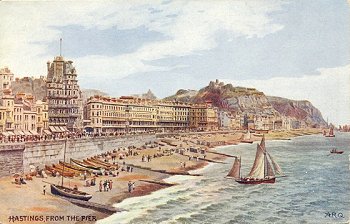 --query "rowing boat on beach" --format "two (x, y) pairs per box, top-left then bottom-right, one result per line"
(50, 139), (92, 201)
(51, 184), (92, 201)
(71, 158), (104, 175)
(45, 165), (75, 177)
